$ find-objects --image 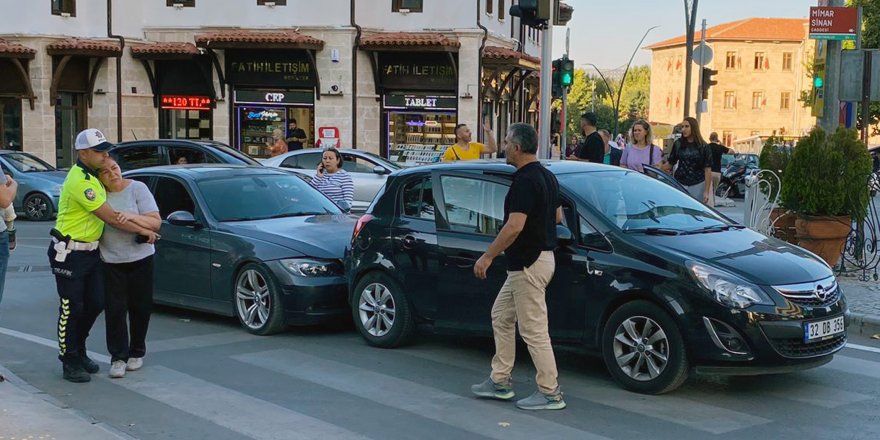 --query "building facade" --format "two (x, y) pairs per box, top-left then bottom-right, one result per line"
(646, 18), (815, 149)
(0, 0), (571, 168)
